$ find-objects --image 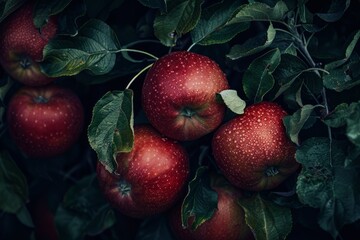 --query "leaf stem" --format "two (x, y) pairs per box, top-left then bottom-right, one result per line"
(125, 63), (153, 90)
(118, 48), (159, 61)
